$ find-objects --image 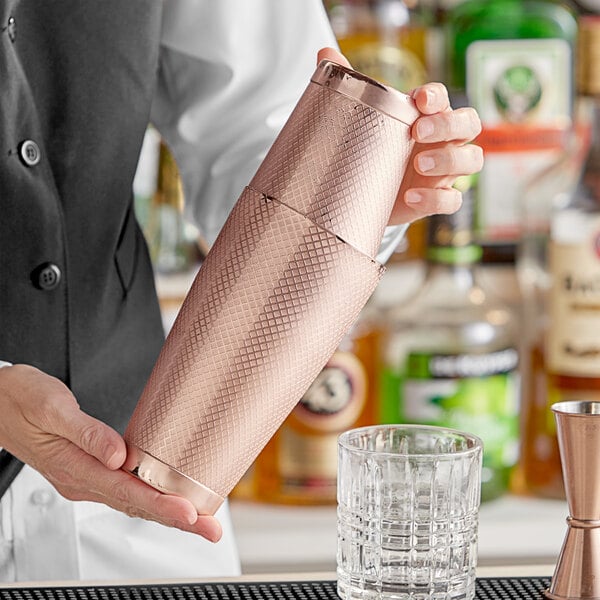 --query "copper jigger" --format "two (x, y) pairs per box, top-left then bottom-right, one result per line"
(546, 401), (600, 600)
